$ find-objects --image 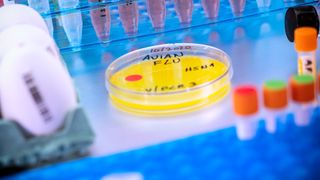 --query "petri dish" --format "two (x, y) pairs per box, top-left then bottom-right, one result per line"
(105, 43), (233, 116)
